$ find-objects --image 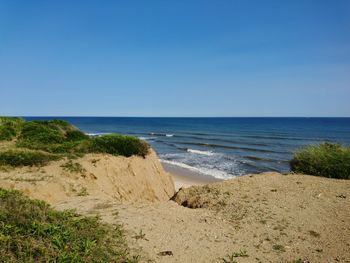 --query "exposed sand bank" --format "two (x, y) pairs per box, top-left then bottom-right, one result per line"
(0, 149), (175, 203)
